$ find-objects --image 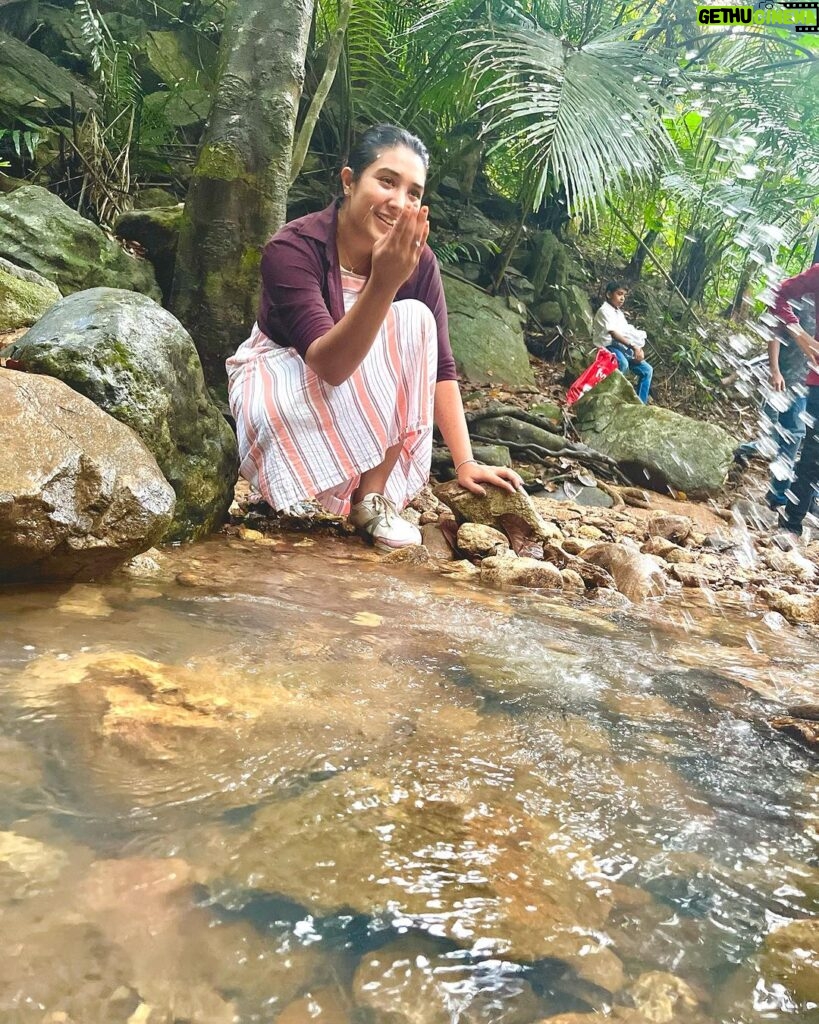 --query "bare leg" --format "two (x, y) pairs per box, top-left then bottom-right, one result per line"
(352, 441), (403, 504)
